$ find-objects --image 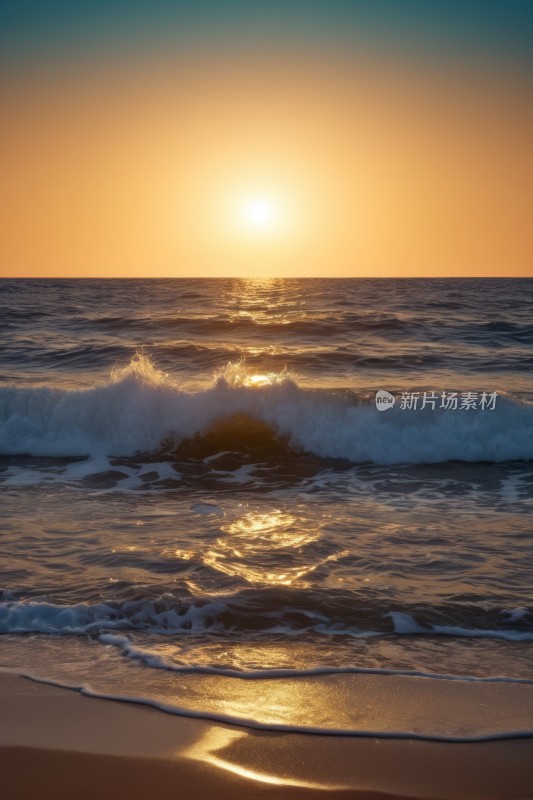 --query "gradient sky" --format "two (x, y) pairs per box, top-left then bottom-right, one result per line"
(1, 1), (532, 277)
